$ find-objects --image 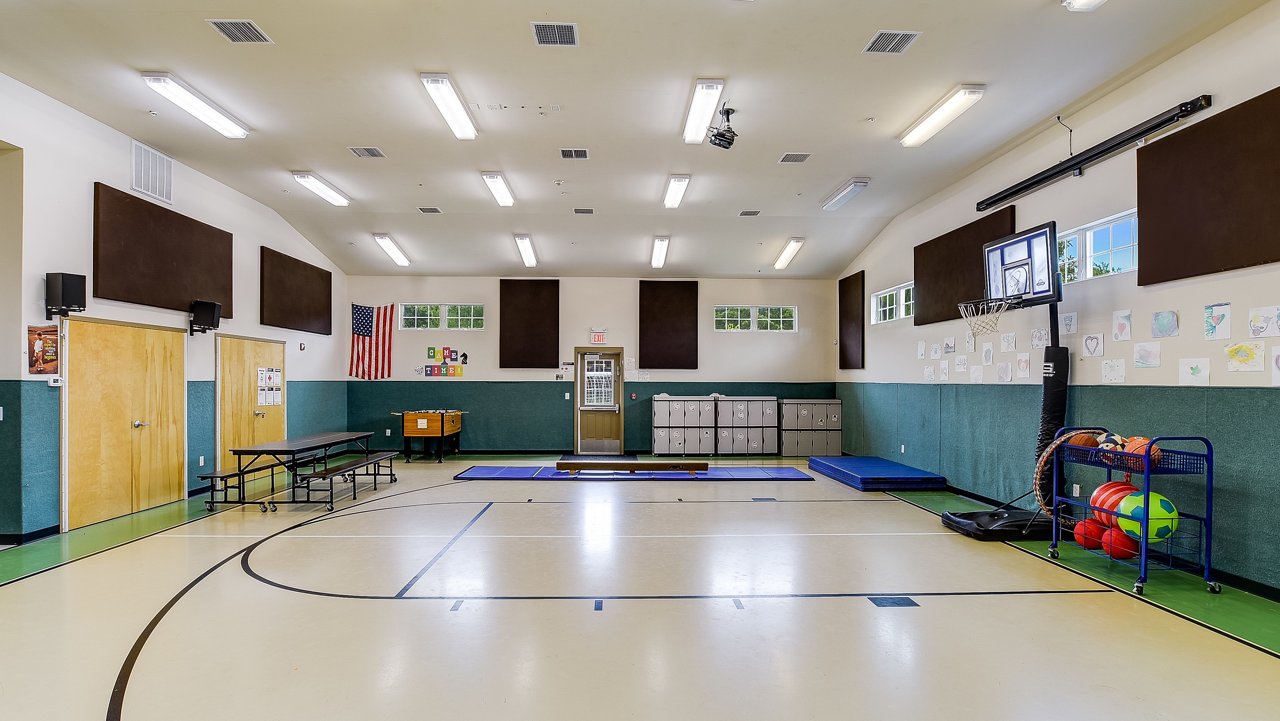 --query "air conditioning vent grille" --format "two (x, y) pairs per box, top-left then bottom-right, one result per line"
(417, 207), (443, 214)
(131, 141), (173, 204)
(560, 148), (589, 159)
(863, 31), (921, 54)
(207, 19), (273, 44)
(532, 22), (578, 46)
(779, 153), (811, 164)
(348, 147), (386, 158)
